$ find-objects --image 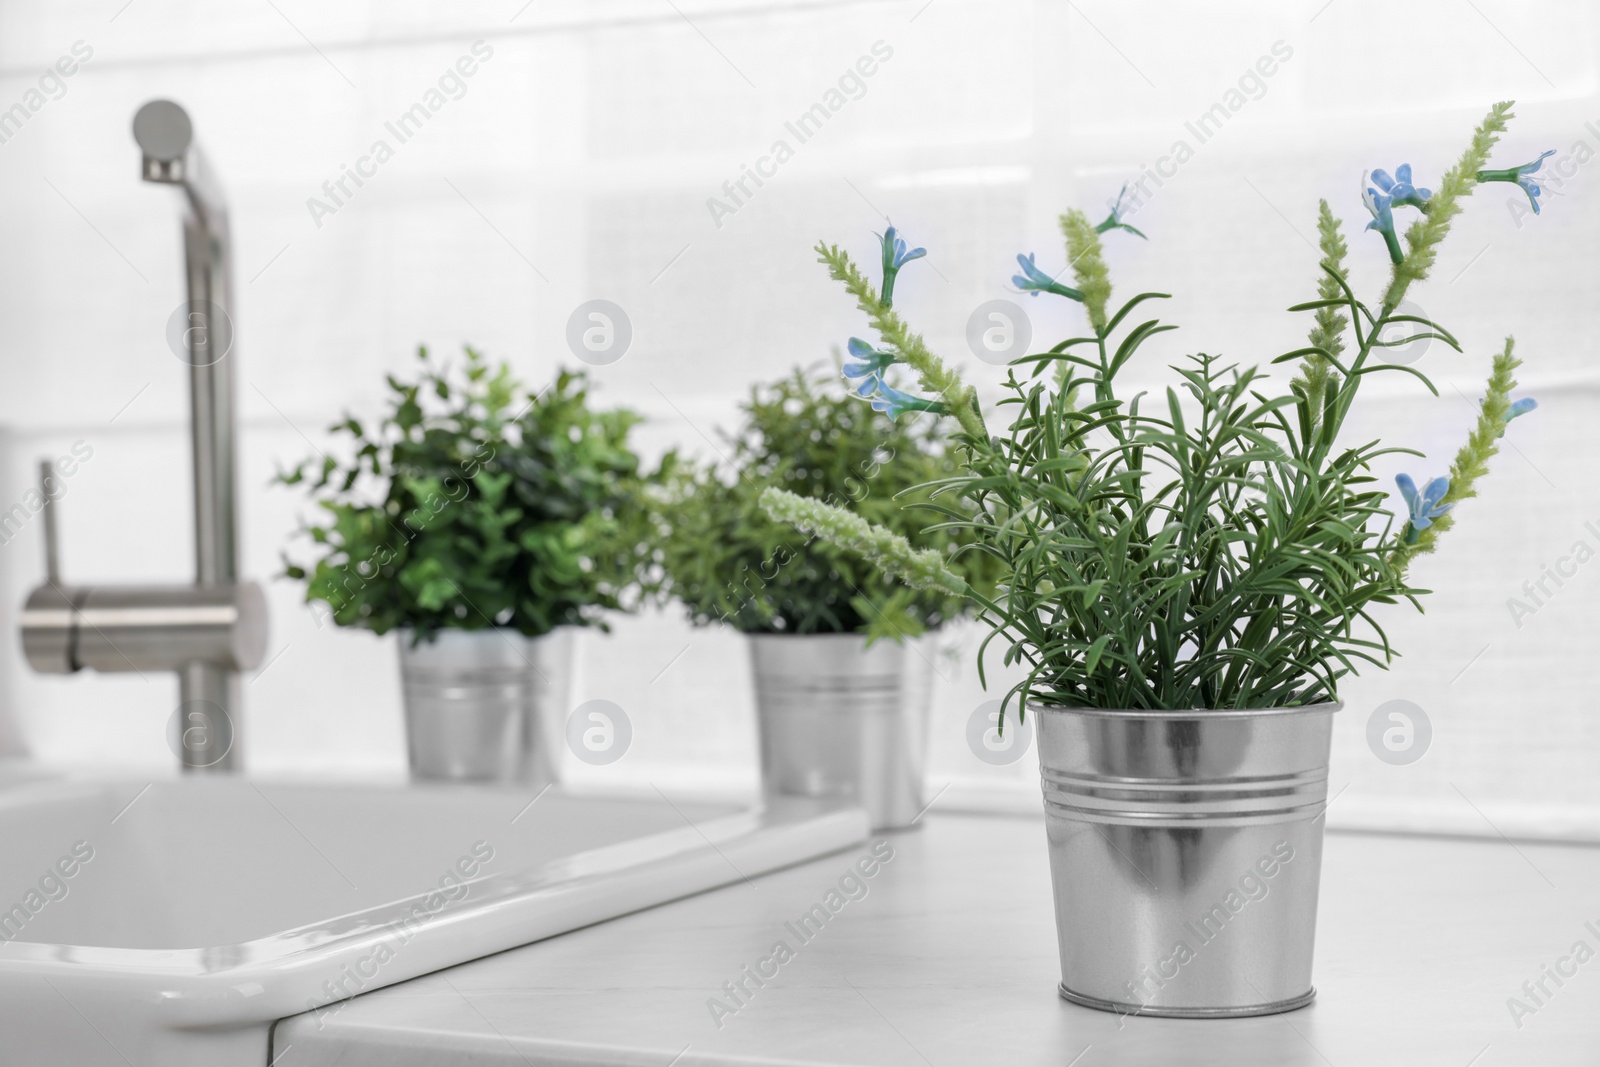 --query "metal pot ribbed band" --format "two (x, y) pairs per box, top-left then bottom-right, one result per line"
(402, 683), (530, 701)
(402, 665), (535, 684)
(1041, 766), (1330, 825)
(753, 677), (903, 698)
